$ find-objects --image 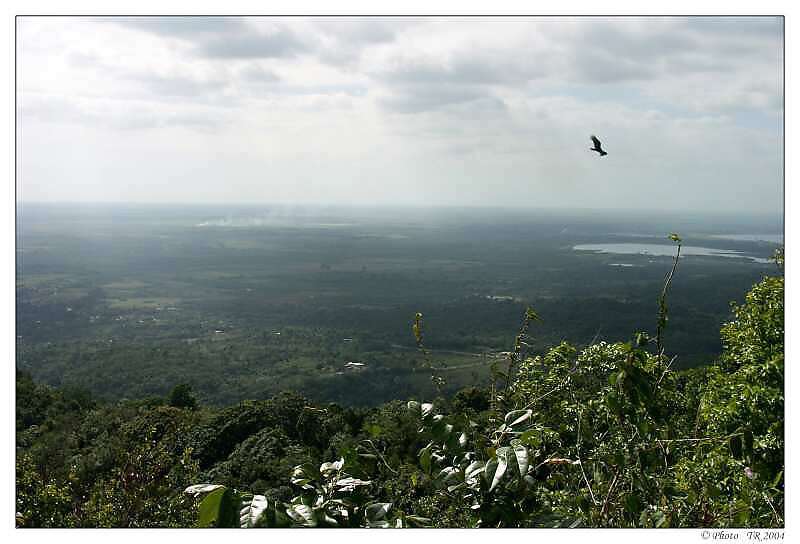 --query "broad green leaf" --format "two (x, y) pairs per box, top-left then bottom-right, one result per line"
(504, 409), (532, 428)
(490, 448), (510, 490)
(403, 515), (433, 527)
(365, 502), (392, 522)
(512, 443), (529, 476)
(771, 470), (784, 490)
(465, 460), (485, 480)
(438, 466), (461, 485)
(334, 477), (372, 491)
(239, 494), (268, 528)
(185, 483), (224, 497)
(286, 504), (316, 527)
(358, 453), (378, 460)
(419, 443), (433, 475)
(484, 457), (499, 489)
(430, 419), (452, 440)
(320, 458), (344, 474)
(198, 487), (239, 528)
